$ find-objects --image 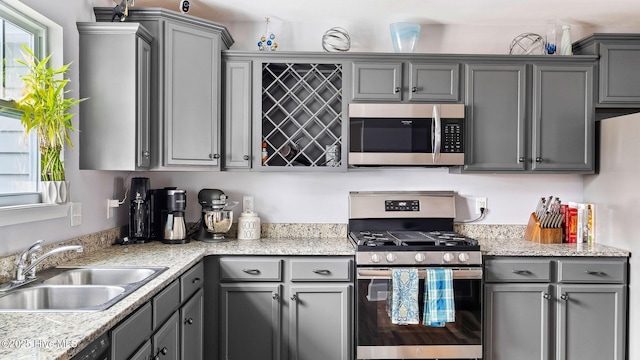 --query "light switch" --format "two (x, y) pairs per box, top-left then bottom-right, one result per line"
(71, 202), (82, 227)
